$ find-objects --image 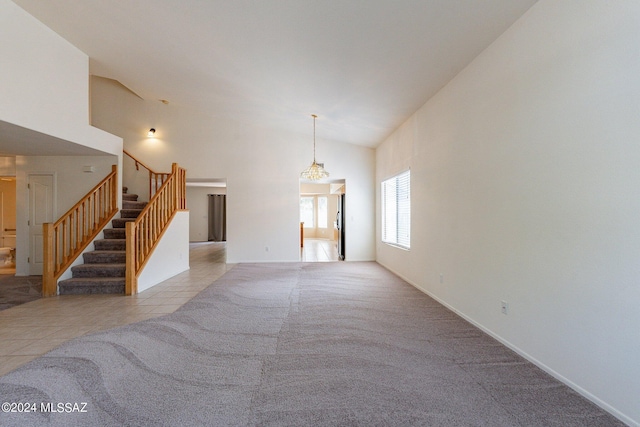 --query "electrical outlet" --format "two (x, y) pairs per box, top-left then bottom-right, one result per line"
(265, 246), (269, 252)
(439, 273), (444, 284)
(501, 300), (509, 315)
